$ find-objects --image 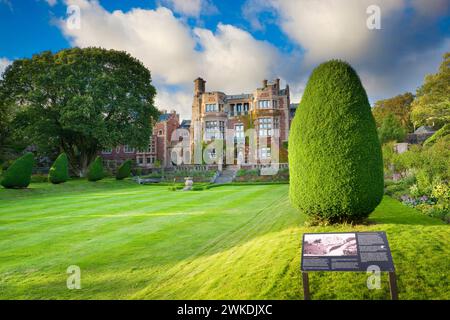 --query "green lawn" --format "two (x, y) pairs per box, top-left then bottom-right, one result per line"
(0, 179), (448, 300)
